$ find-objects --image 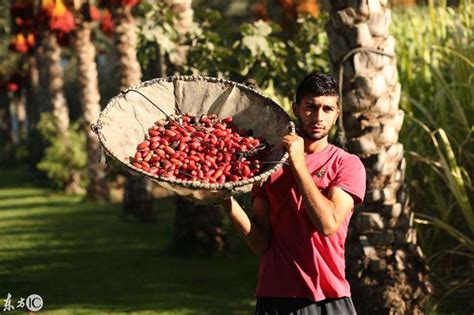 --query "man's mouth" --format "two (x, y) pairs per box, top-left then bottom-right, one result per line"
(309, 125), (325, 131)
